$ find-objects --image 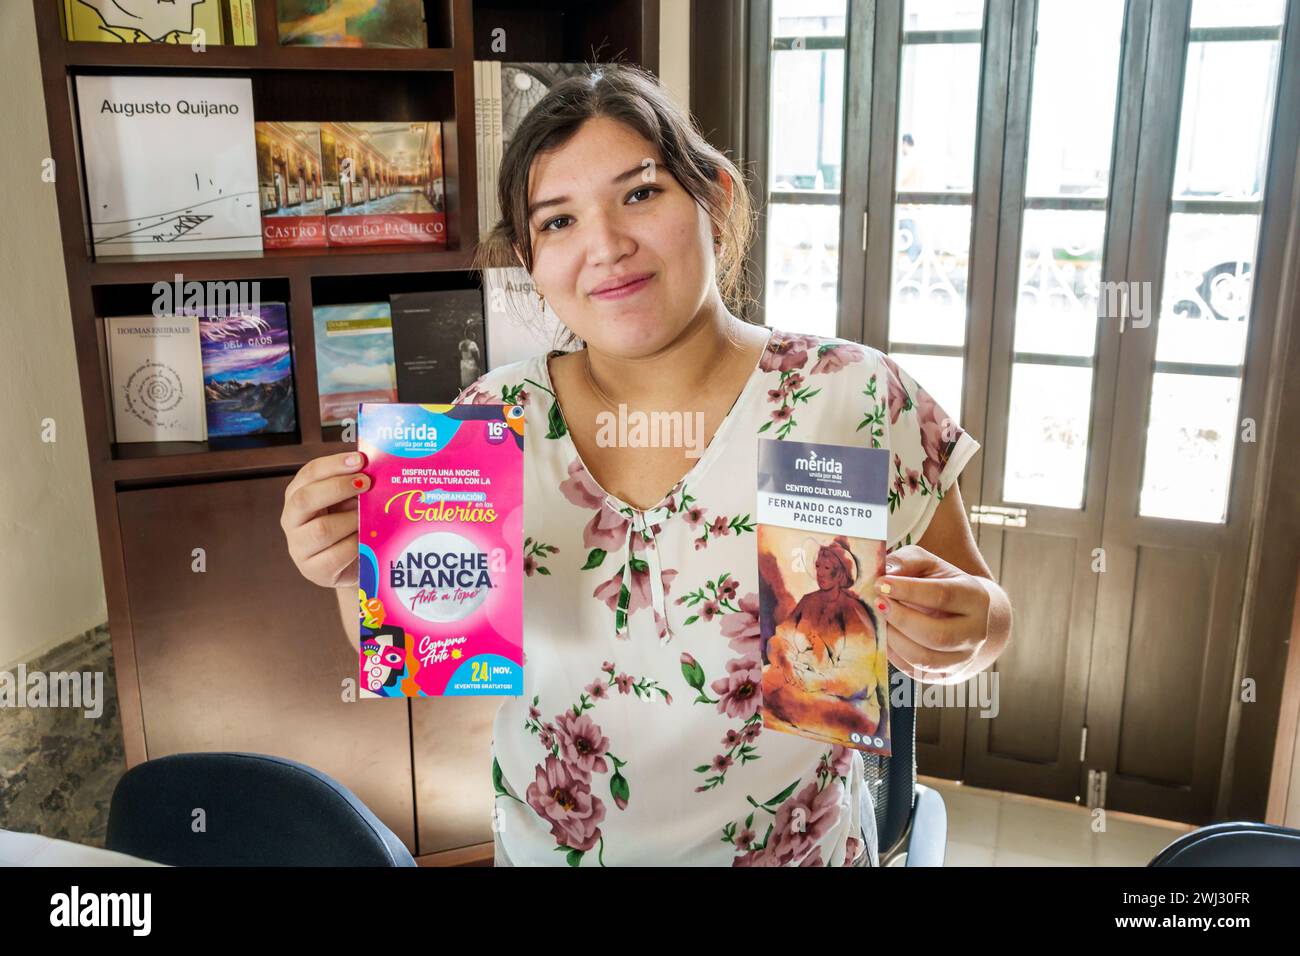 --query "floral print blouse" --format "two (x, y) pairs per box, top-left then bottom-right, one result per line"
(453, 326), (979, 866)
